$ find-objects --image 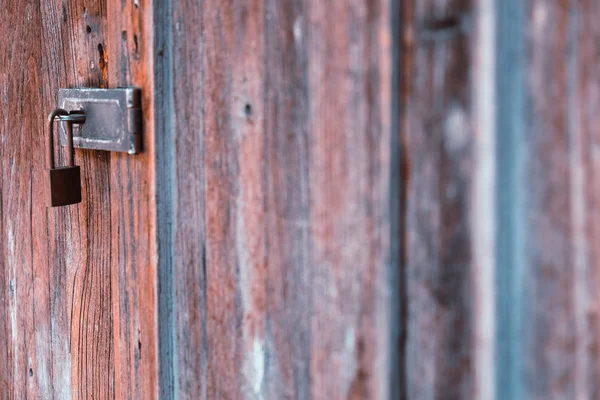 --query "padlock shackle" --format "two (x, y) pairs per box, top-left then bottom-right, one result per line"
(47, 109), (69, 169)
